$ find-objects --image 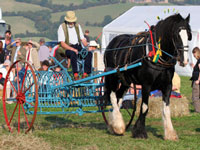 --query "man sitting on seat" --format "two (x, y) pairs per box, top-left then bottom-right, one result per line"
(57, 11), (91, 80)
